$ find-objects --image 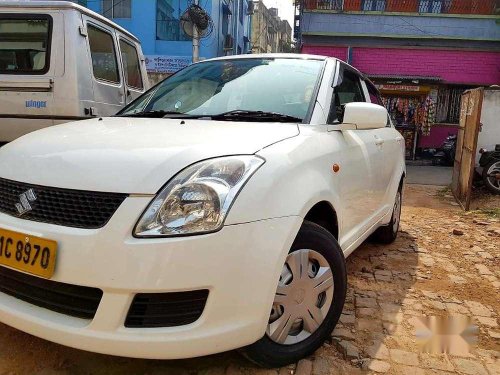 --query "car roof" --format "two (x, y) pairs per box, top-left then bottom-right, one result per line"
(204, 53), (331, 62)
(202, 53), (369, 80)
(0, 0), (139, 43)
